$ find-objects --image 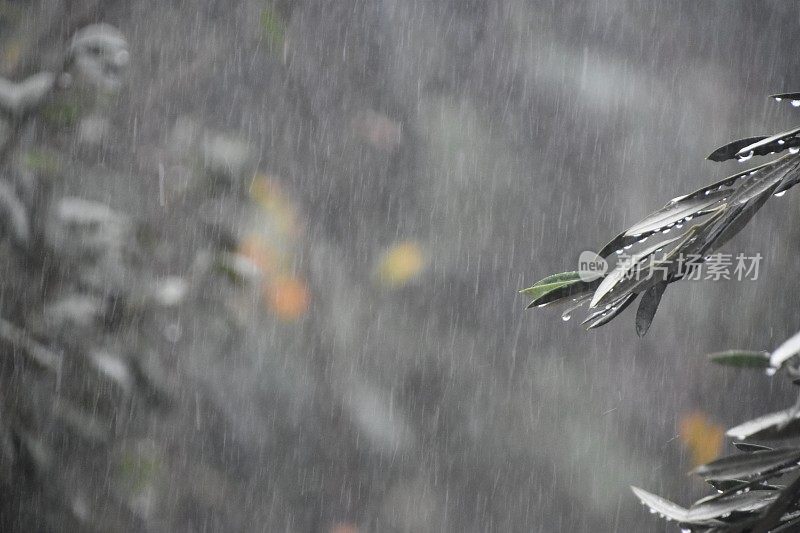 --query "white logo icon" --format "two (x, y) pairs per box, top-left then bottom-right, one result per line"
(578, 251), (608, 282)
